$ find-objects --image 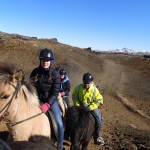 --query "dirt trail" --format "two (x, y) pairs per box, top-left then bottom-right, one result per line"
(99, 59), (123, 93)
(94, 57), (150, 149)
(100, 58), (150, 130)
